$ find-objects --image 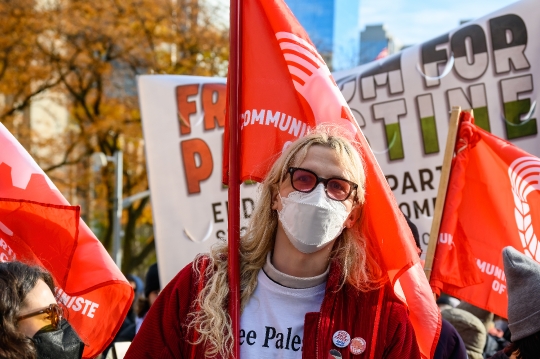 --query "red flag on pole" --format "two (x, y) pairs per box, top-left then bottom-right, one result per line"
(223, 0), (441, 357)
(0, 123), (133, 358)
(430, 113), (540, 318)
